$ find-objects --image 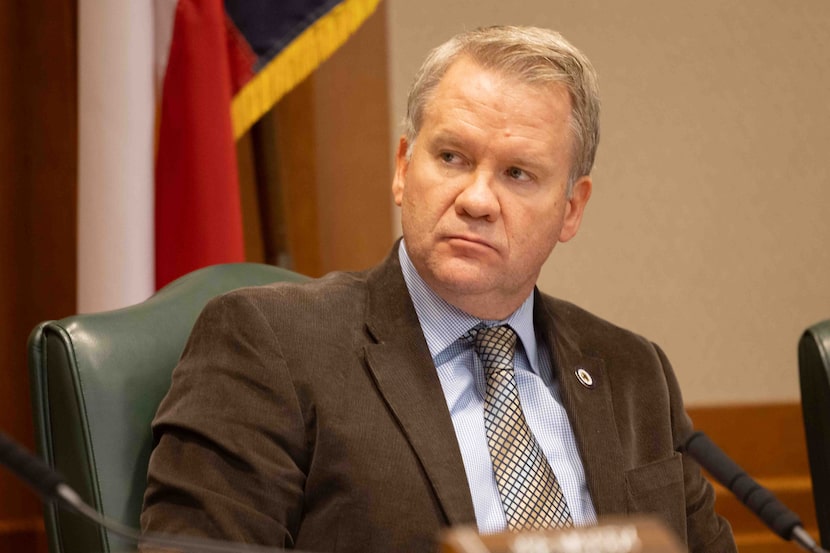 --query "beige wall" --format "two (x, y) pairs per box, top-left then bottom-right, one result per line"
(386, 1), (830, 405)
